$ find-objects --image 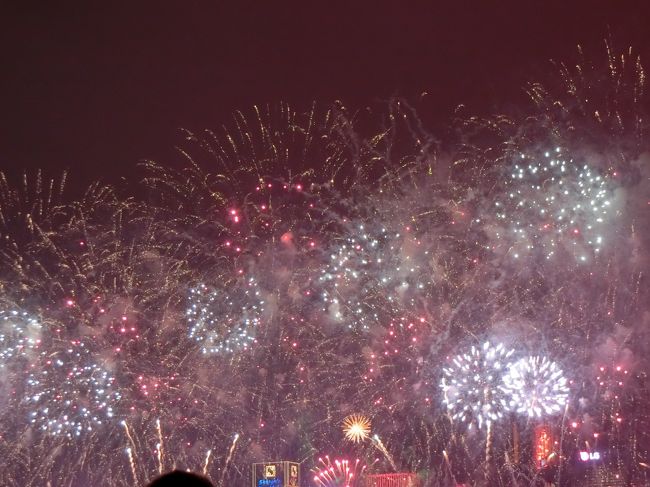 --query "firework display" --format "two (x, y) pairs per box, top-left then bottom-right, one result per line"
(25, 340), (122, 438)
(492, 148), (613, 262)
(440, 342), (515, 429)
(342, 414), (371, 443)
(318, 226), (432, 331)
(0, 309), (42, 368)
(186, 279), (264, 354)
(502, 355), (569, 418)
(0, 45), (648, 486)
(312, 457), (366, 487)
